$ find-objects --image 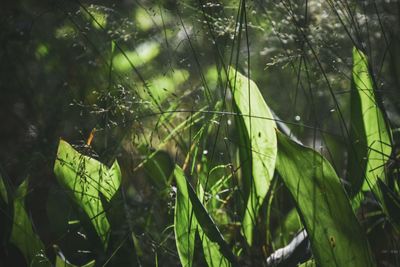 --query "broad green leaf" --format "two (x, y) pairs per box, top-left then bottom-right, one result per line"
(54, 140), (121, 248)
(10, 179), (51, 267)
(200, 231), (231, 267)
(174, 166), (237, 266)
(174, 166), (197, 267)
(276, 131), (376, 267)
(228, 67), (277, 245)
(197, 183), (231, 267)
(348, 47), (392, 196)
